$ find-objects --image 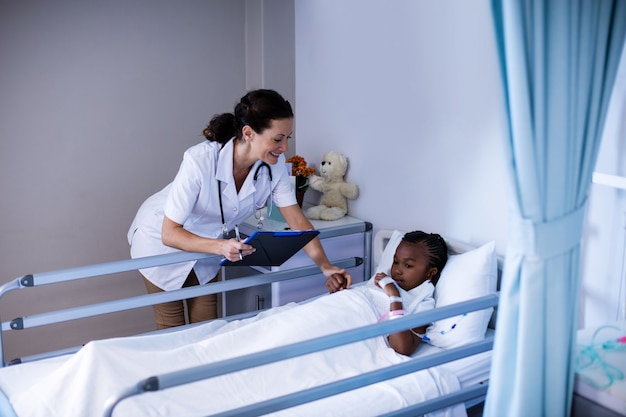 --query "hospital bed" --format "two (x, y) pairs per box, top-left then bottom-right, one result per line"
(0, 229), (502, 416)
